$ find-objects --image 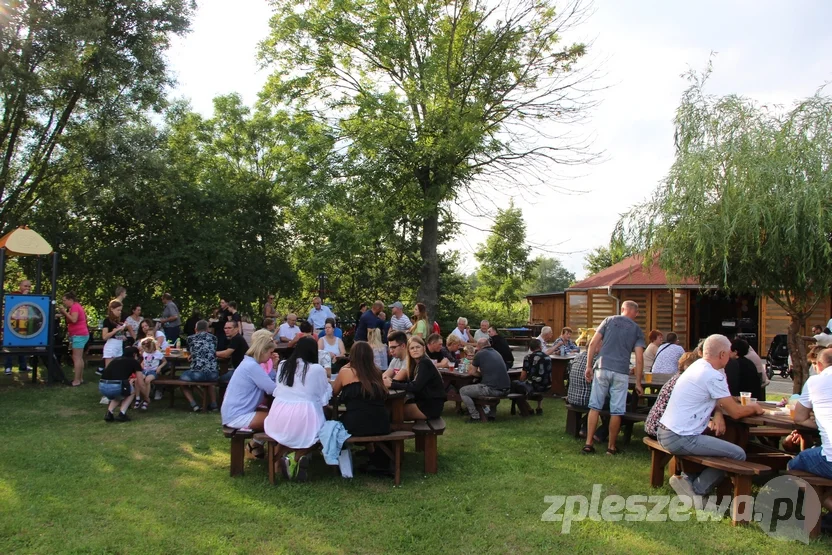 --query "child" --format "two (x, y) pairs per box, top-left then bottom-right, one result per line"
(459, 345), (476, 374)
(134, 337), (166, 410)
(368, 328), (387, 370)
(99, 346), (141, 422)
